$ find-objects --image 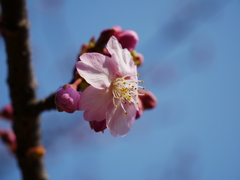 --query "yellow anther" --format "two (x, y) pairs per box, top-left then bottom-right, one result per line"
(114, 105), (118, 107)
(125, 112), (128, 114)
(141, 81), (144, 83)
(136, 74), (140, 76)
(124, 93), (131, 101)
